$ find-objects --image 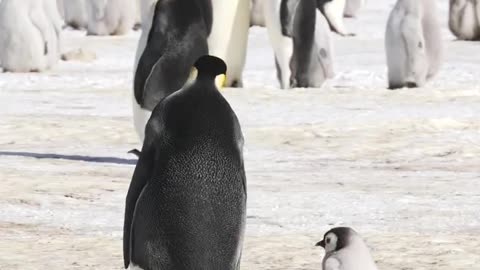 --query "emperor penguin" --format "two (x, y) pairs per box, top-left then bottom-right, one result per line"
(209, 0), (250, 87)
(316, 0), (354, 36)
(264, 0), (335, 89)
(123, 55), (246, 270)
(86, 0), (136, 36)
(449, 0), (480, 40)
(343, 0), (366, 18)
(316, 227), (378, 270)
(64, 0), (88, 30)
(385, 0), (443, 89)
(132, 0), (213, 142)
(0, 0), (49, 72)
